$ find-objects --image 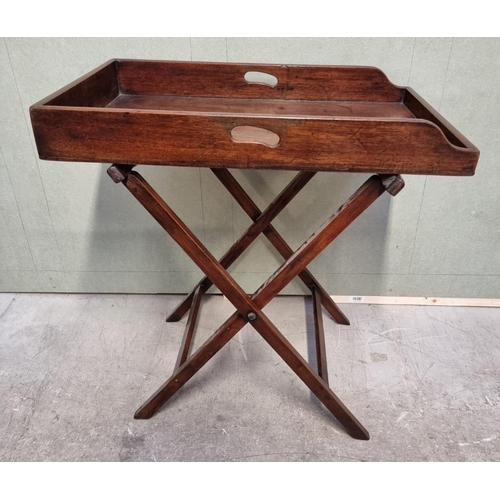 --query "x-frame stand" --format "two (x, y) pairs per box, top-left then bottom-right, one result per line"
(108, 164), (404, 440)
